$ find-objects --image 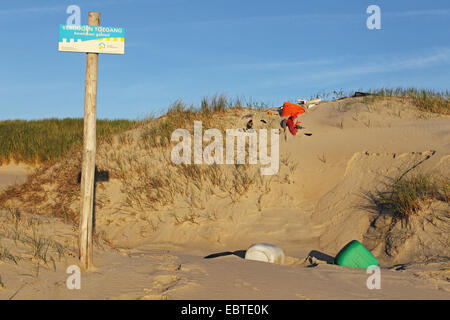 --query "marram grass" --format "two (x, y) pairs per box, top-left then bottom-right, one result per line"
(0, 118), (137, 165)
(368, 87), (450, 115)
